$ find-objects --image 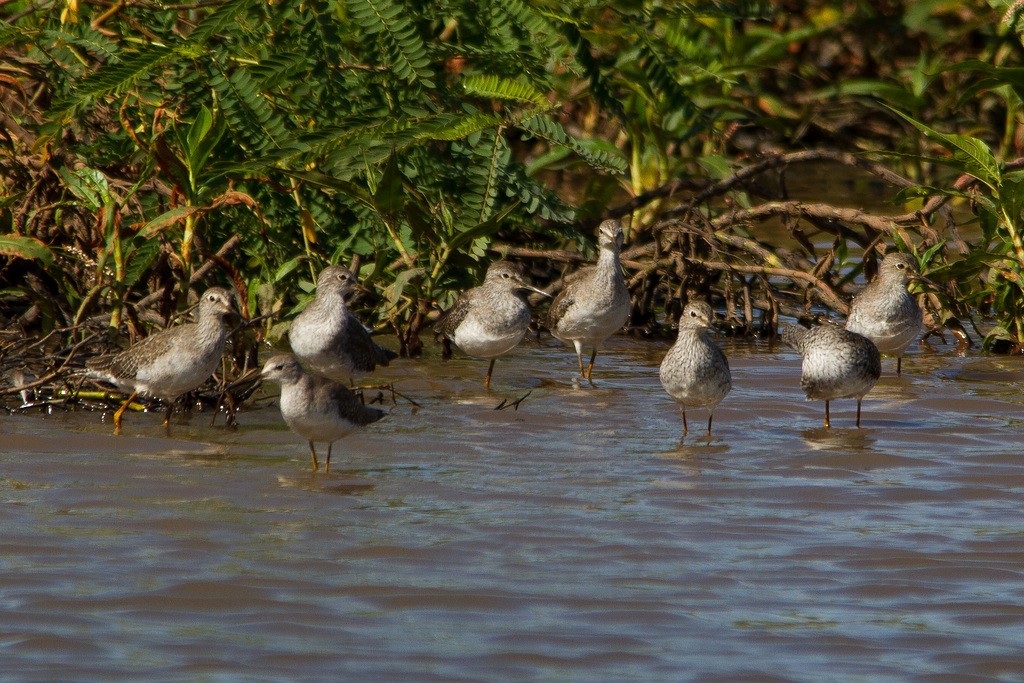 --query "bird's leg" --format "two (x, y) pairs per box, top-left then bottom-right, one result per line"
(897, 356), (903, 376)
(308, 441), (319, 472)
(112, 391), (138, 436)
(856, 399), (863, 428)
(163, 402), (174, 435)
(484, 358), (496, 390)
(707, 413), (714, 436)
(680, 406), (688, 436)
(584, 349), (598, 382)
(325, 443), (333, 474)
(573, 340), (585, 378)
(824, 400), (831, 429)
